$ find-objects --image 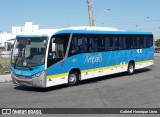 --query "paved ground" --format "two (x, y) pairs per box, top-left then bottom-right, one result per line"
(0, 56), (160, 116)
(0, 74), (11, 83)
